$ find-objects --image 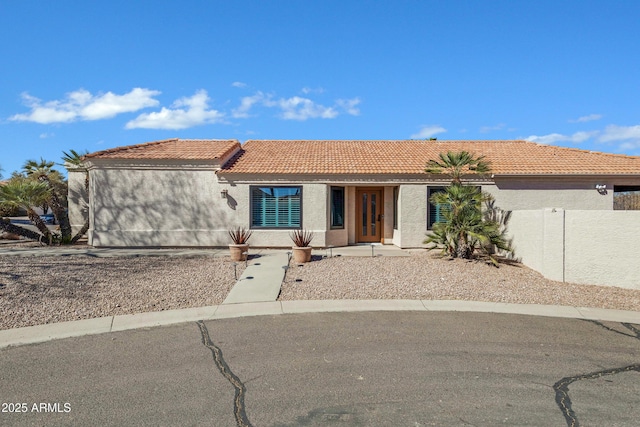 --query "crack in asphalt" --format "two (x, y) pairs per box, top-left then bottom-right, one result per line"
(553, 363), (640, 427)
(196, 320), (253, 427)
(583, 319), (640, 340)
(553, 321), (640, 427)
